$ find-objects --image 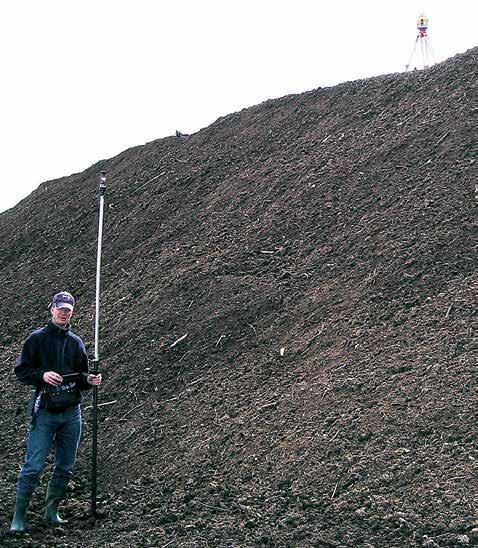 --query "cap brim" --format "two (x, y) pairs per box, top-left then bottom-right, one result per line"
(54, 303), (74, 311)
